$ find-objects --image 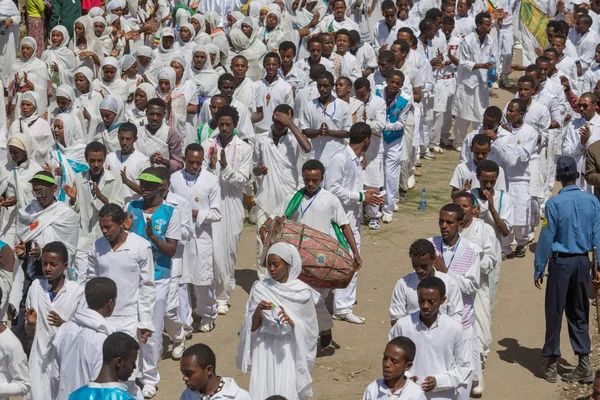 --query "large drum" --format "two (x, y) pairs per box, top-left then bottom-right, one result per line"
(261, 216), (358, 289)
